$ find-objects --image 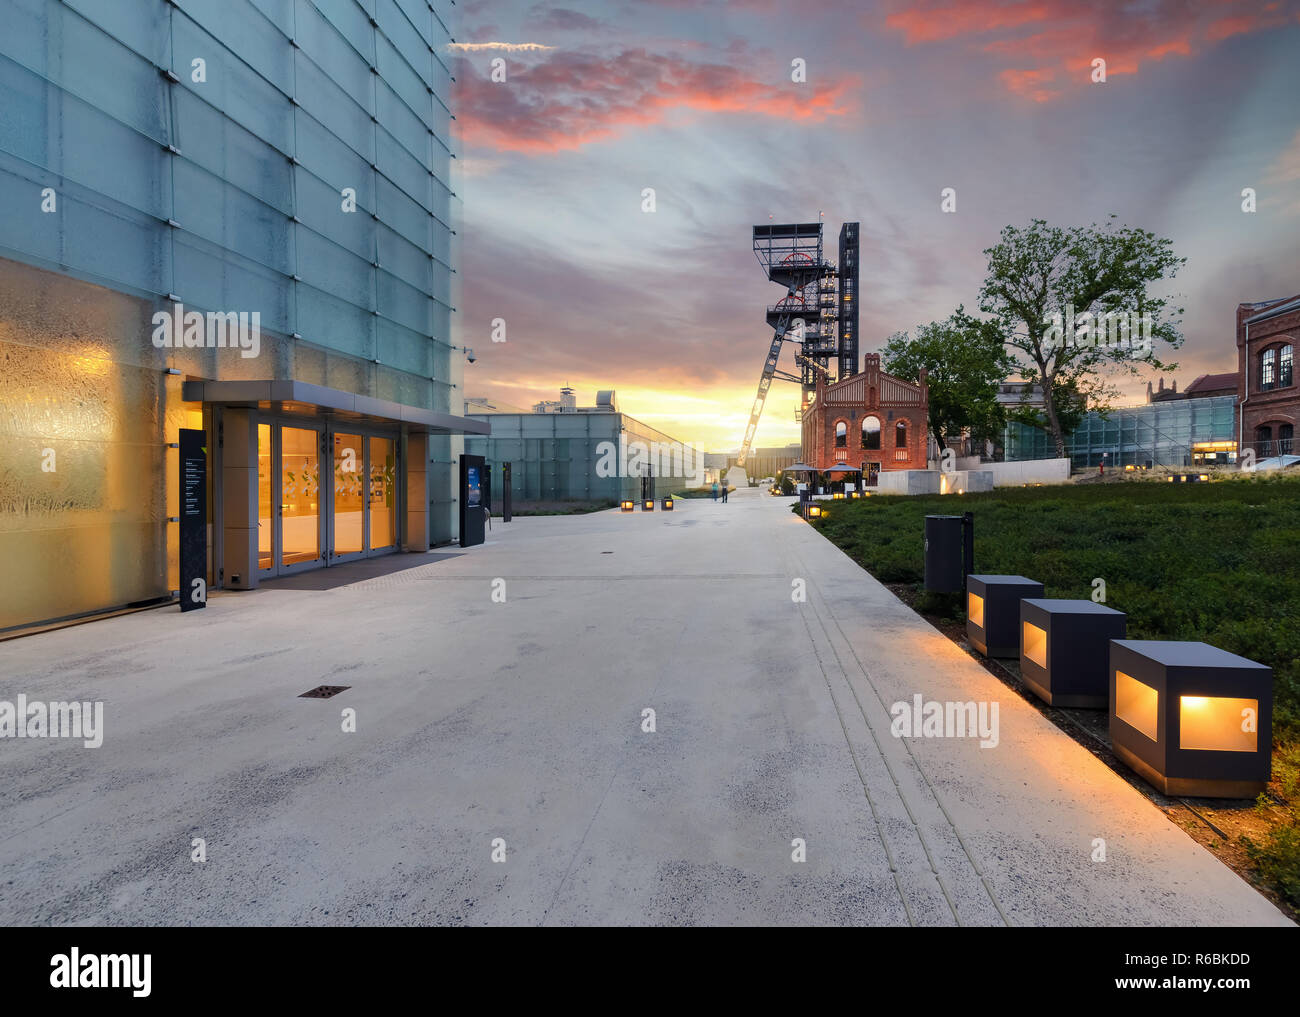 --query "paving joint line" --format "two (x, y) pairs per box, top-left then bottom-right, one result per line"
(793, 539), (1010, 926)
